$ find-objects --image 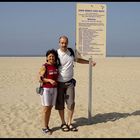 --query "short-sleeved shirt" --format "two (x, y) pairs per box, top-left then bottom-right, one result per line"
(42, 63), (59, 88)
